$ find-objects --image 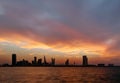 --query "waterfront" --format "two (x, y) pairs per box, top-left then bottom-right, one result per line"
(0, 67), (120, 83)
